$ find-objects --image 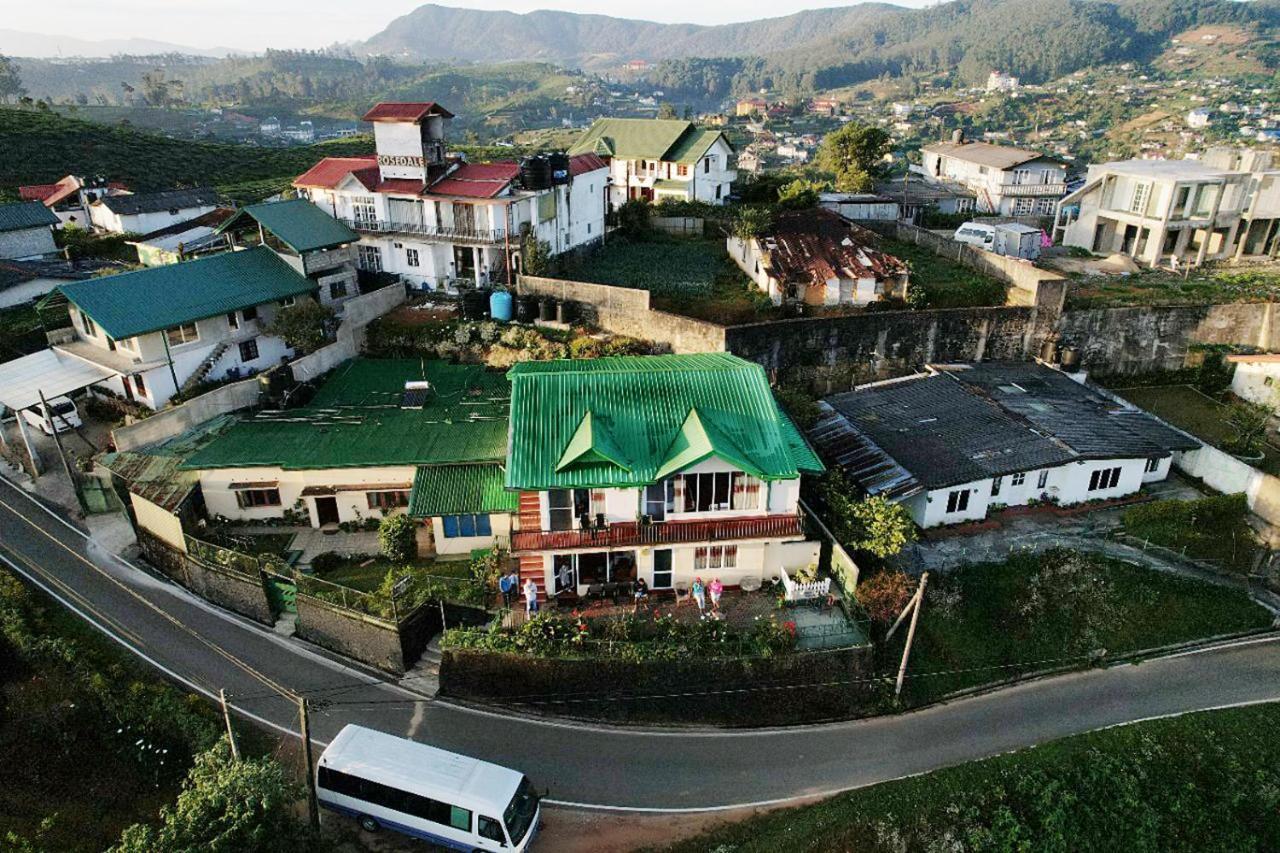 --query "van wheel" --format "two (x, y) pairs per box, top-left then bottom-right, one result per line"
(358, 815), (380, 833)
